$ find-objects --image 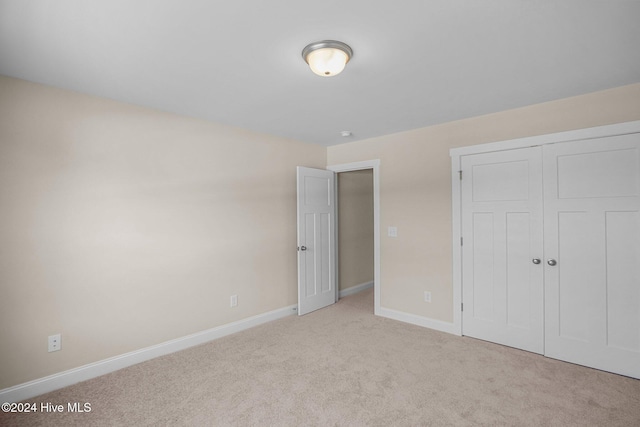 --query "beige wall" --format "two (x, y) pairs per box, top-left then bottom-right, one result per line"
(0, 76), (326, 389)
(2, 74), (640, 391)
(327, 83), (640, 323)
(337, 170), (374, 290)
